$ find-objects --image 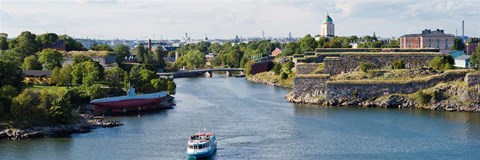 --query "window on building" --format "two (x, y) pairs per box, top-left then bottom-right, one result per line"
(437, 39), (440, 42)
(429, 39), (431, 42)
